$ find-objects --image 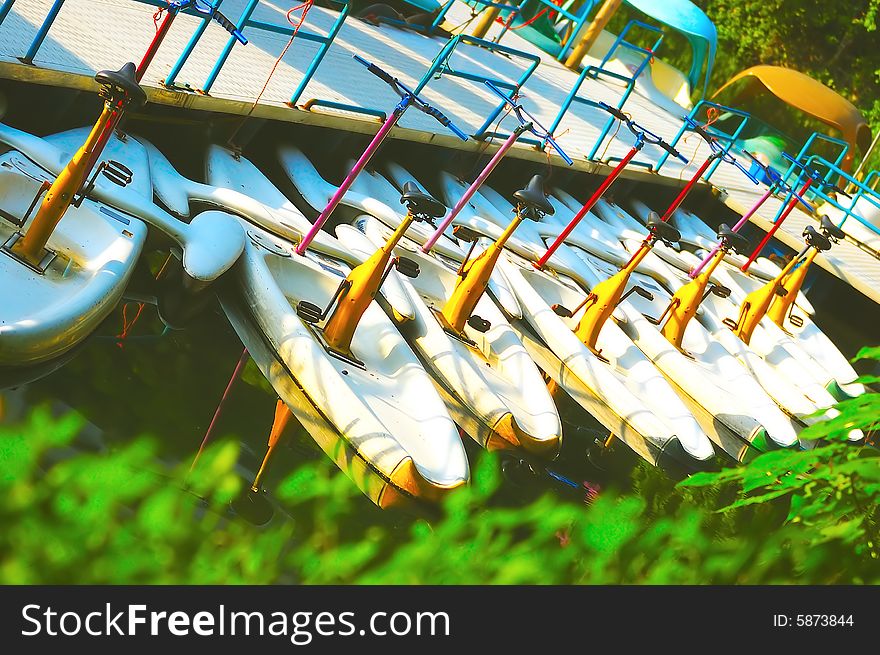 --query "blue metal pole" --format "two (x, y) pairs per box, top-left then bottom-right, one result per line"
(20, 0), (66, 64)
(164, 0), (225, 87)
(200, 0), (258, 93)
(0, 0), (17, 27)
(289, 2), (350, 105)
(586, 84), (634, 161)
